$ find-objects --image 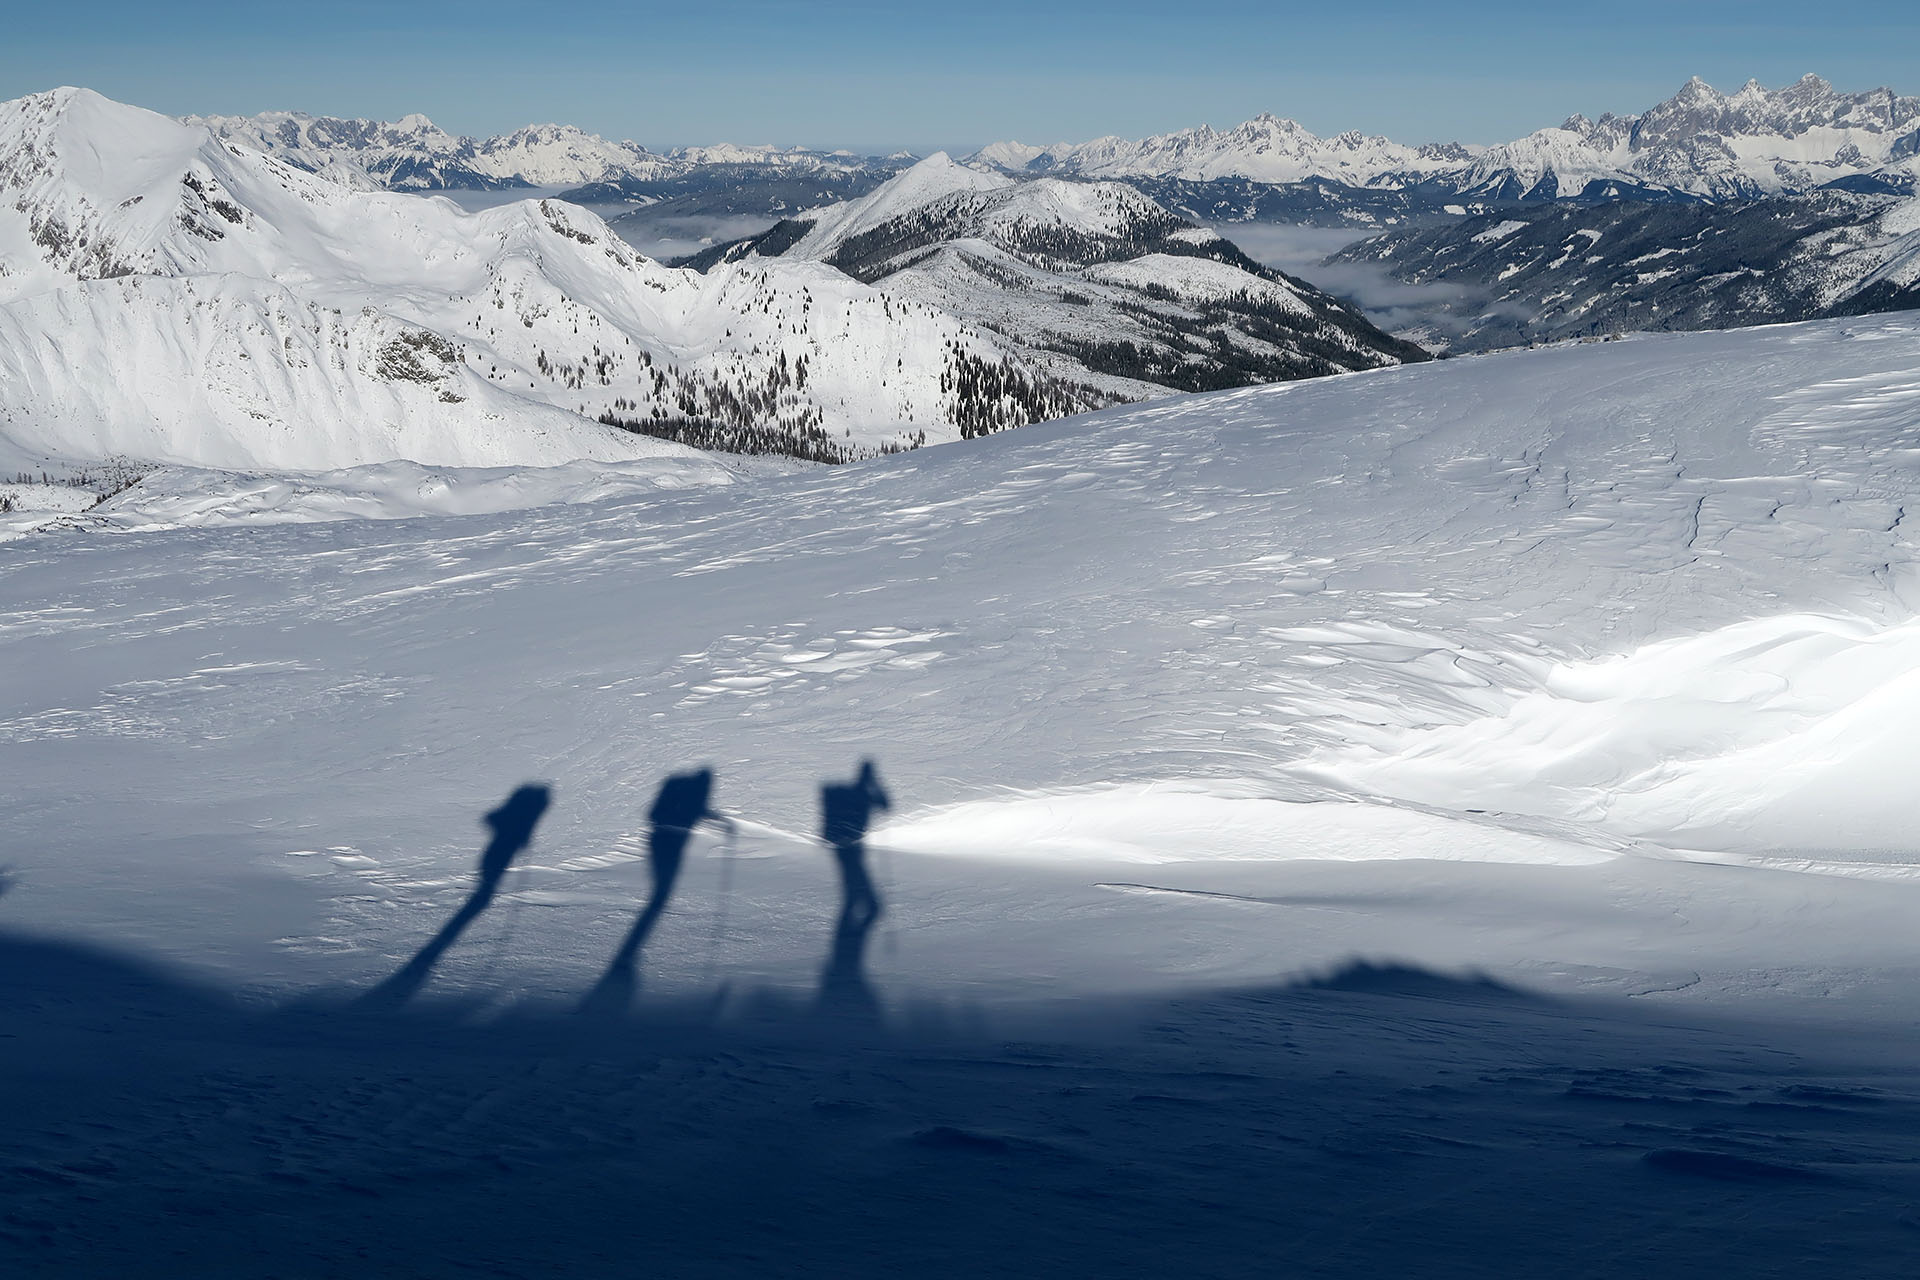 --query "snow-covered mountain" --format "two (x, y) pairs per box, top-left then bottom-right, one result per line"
(0, 90), (664, 470)
(1461, 76), (1920, 200)
(980, 113), (1463, 189)
(0, 89), (1122, 473)
(192, 108), (901, 194)
(683, 154), (1428, 397)
(1332, 192), (1920, 352)
(186, 109), (682, 191)
(976, 75), (1920, 207)
(193, 75), (1920, 218)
